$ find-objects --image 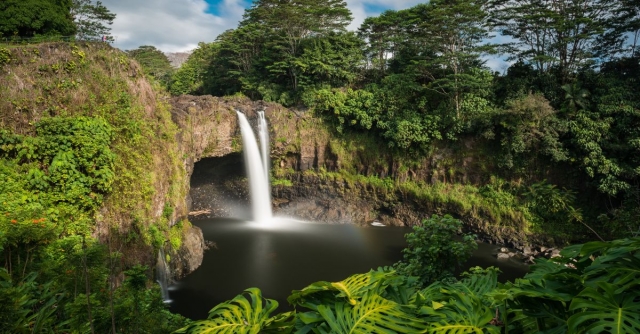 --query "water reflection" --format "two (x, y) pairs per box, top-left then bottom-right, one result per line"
(169, 218), (528, 320)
